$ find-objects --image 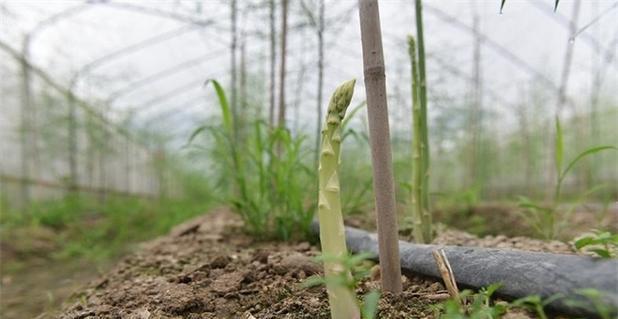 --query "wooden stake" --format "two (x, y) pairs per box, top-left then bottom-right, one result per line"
(358, 0), (402, 293)
(432, 249), (460, 303)
(277, 0), (289, 129)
